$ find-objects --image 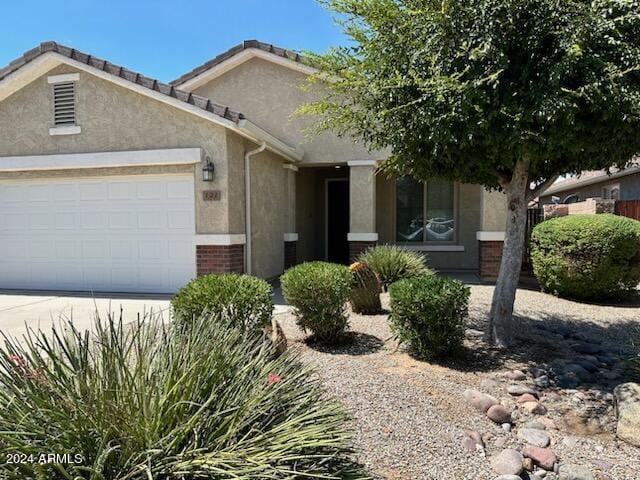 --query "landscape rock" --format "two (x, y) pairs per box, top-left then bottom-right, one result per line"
(487, 404), (513, 424)
(504, 370), (527, 381)
(523, 401), (548, 415)
(523, 446), (558, 470)
(462, 429), (485, 452)
(482, 378), (499, 390)
(558, 463), (594, 480)
(507, 385), (539, 397)
(564, 364), (594, 383)
(502, 422), (512, 432)
(491, 449), (524, 476)
(613, 382), (640, 447)
(534, 375), (550, 388)
(518, 393), (538, 403)
(525, 420), (547, 430)
(494, 475), (522, 480)
(523, 457), (534, 471)
(463, 389), (499, 413)
(574, 343), (601, 355)
(462, 436), (477, 451)
(538, 417), (557, 430)
(518, 427), (551, 447)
